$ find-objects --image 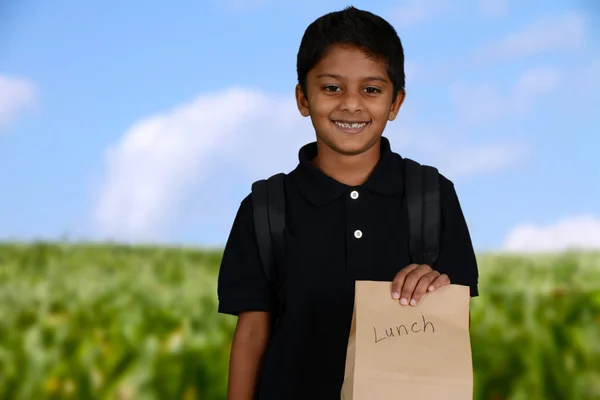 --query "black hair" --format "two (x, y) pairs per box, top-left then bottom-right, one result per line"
(297, 6), (405, 98)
